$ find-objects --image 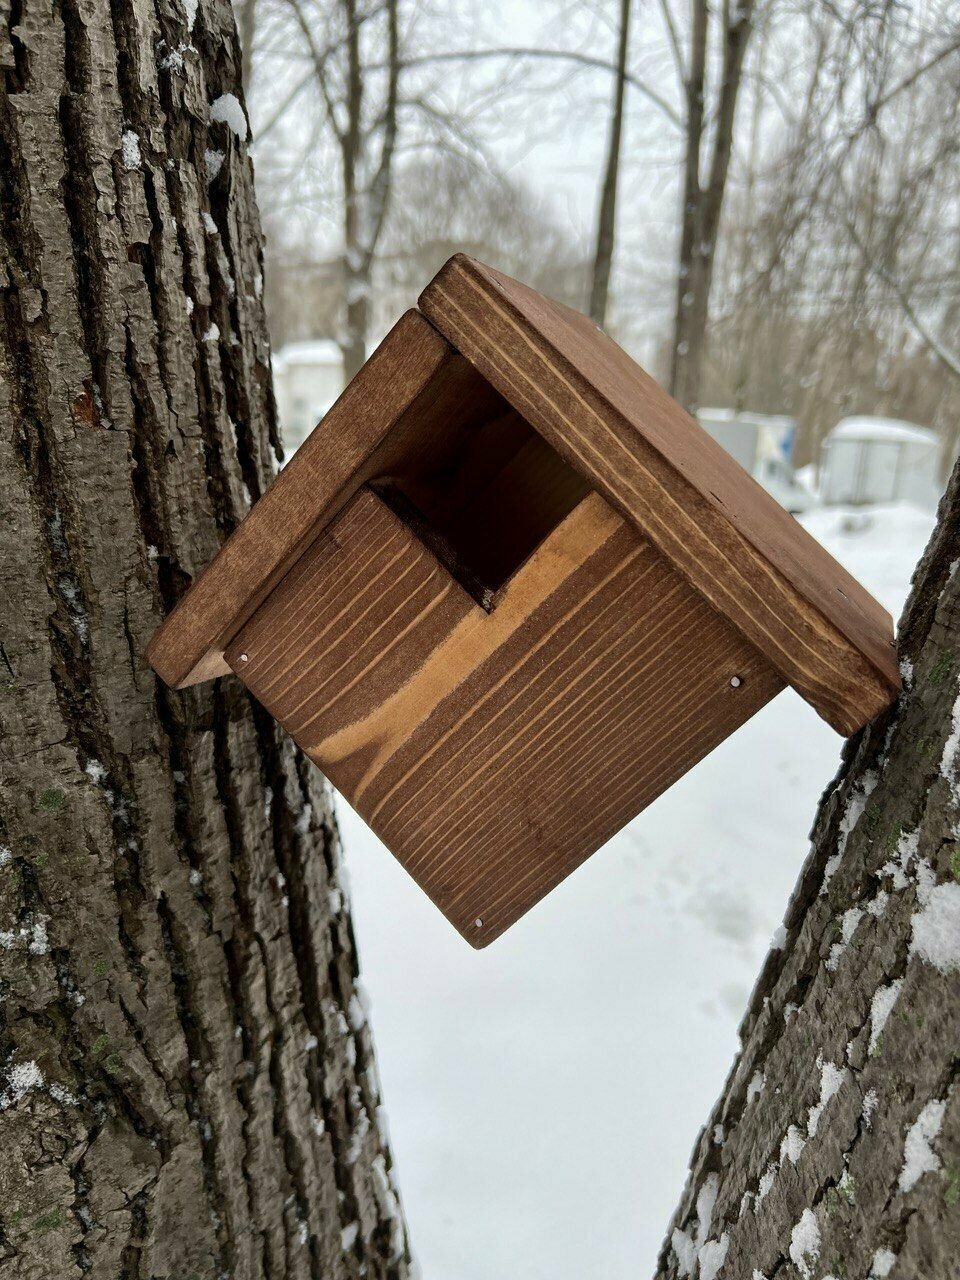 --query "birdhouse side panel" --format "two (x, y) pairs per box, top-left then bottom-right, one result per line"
(228, 488), (784, 946)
